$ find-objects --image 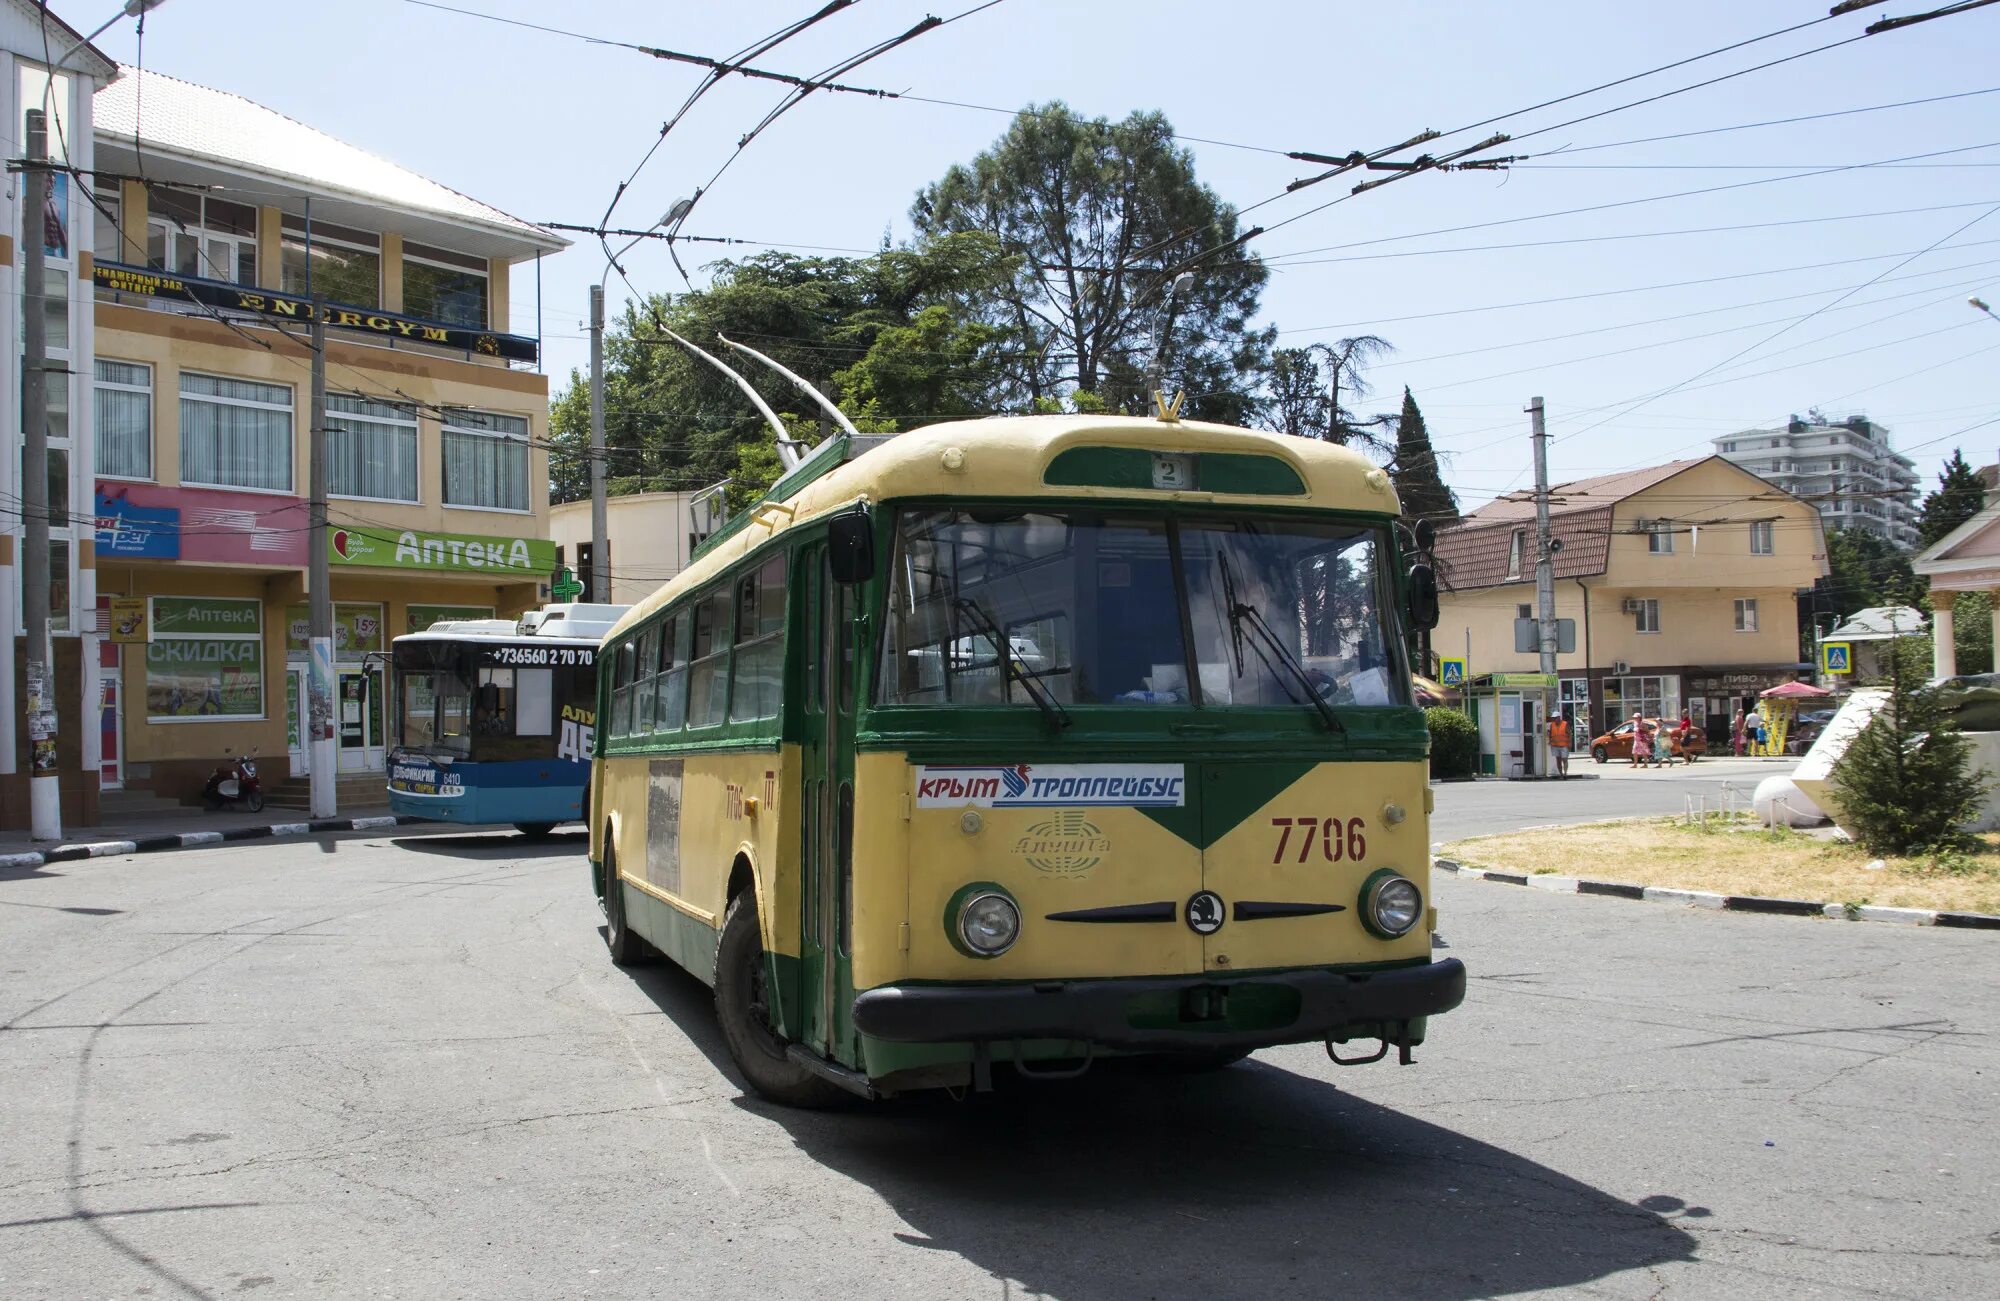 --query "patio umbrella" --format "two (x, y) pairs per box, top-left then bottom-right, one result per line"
(1760, 681), (1832, 699)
